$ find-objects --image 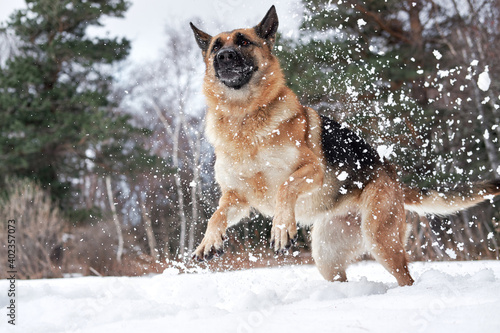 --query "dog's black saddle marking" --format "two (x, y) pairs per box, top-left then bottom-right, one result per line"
(320, 115), (380, 172)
